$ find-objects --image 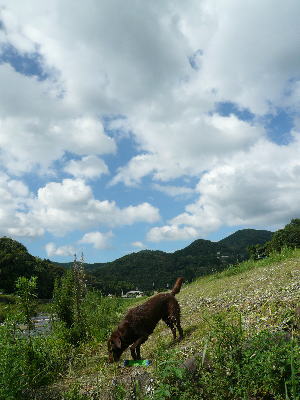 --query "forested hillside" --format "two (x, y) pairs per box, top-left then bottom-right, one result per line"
(84, 228), (273, 293)
(0, 237), (64, 298)
(0, 228), (273, 297)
